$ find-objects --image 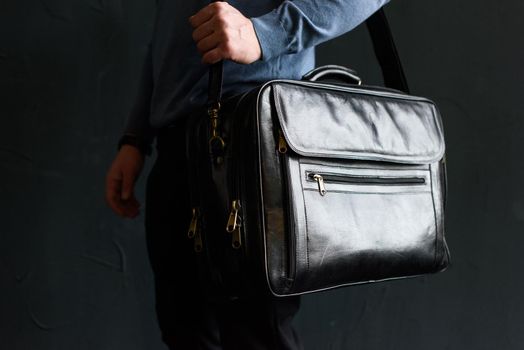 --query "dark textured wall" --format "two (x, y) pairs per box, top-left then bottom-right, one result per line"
(0, 1), (162, 349)
(1, 1), (523, 349)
